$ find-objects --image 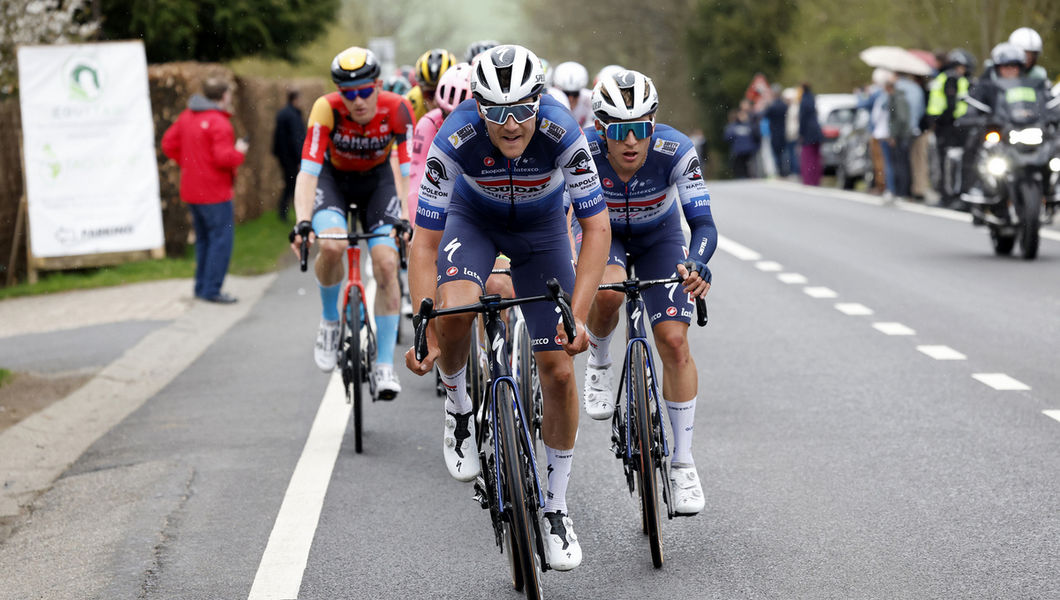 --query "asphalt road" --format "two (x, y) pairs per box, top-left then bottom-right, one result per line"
(3, 180), (1060, 599)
